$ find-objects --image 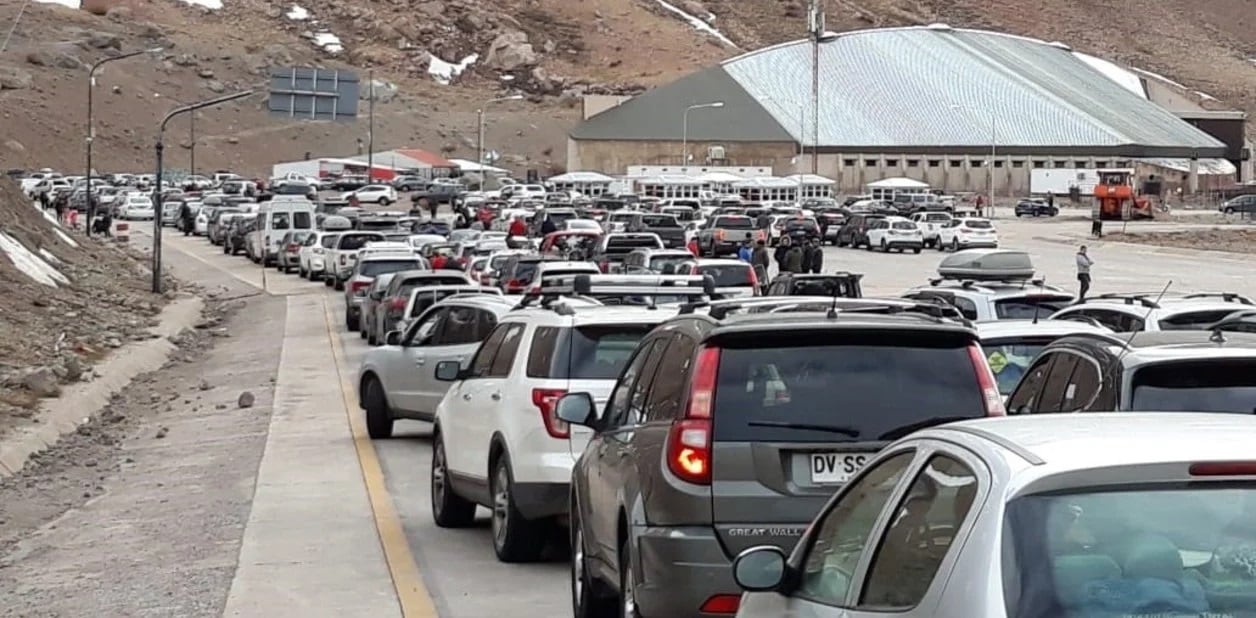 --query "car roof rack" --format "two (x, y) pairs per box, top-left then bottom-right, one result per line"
(517, 274), (716, 312)
(1090, 292), (1162, 309)
(1181, 292), (1255, 305)
(686, 295), (969, 325)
